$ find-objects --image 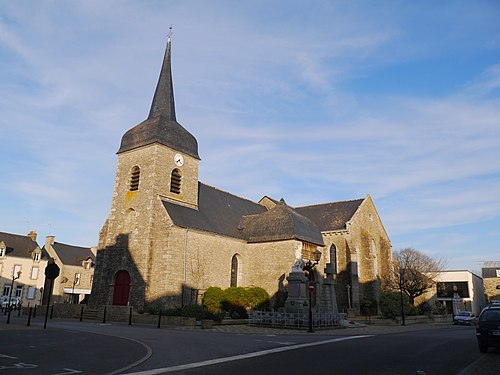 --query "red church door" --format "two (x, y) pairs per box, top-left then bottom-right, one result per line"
(112, 270), (130, 306)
